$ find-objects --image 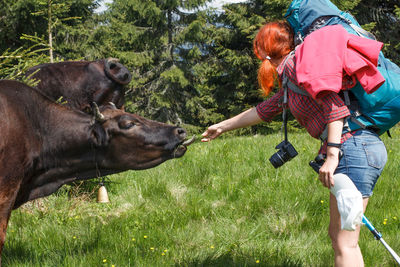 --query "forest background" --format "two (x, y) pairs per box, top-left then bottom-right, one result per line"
(1, 0), (399, 131)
